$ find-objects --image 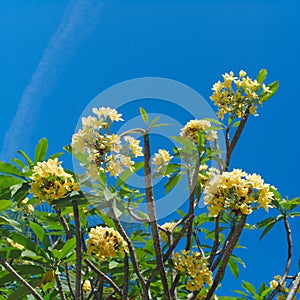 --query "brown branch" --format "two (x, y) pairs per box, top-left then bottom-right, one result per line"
(206, 214), (247, 300)
(0, 256), (43, 300)
(73, 200), (82, 300)
(207, 213), (221, 266)
(122, 253), (129, 300)
(210, 226), (235, 272)
(108, 202), (148, 299)
(85, 259), (123, 297)
(56, 273), (67, 300)
(193, 232), (205, 258)
(147, 213), (193, 286)
(143, 132), (171, 299)
(287, 272), (300, 300)
(65, 263), (76, 300)
(55, 208), (72, 240)
(225, 110), (250, 169)
(267, 216), (293, 300)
